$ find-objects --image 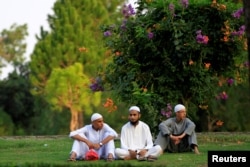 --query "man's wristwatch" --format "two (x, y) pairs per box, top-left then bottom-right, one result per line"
(99, 142), (103, 147)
